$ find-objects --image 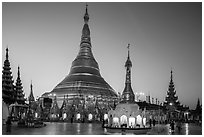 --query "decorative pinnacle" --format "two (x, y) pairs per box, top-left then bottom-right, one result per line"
(125, 44), (132, 68)
(17, 66), (20, 77)
(84, 3), (89, 23)
(127, 44), (130, 59)
(6, 47), (9, 60)
(31, 80), (33, 89)
(86, 3), (88, 13)
(170, 69), (173, 83)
